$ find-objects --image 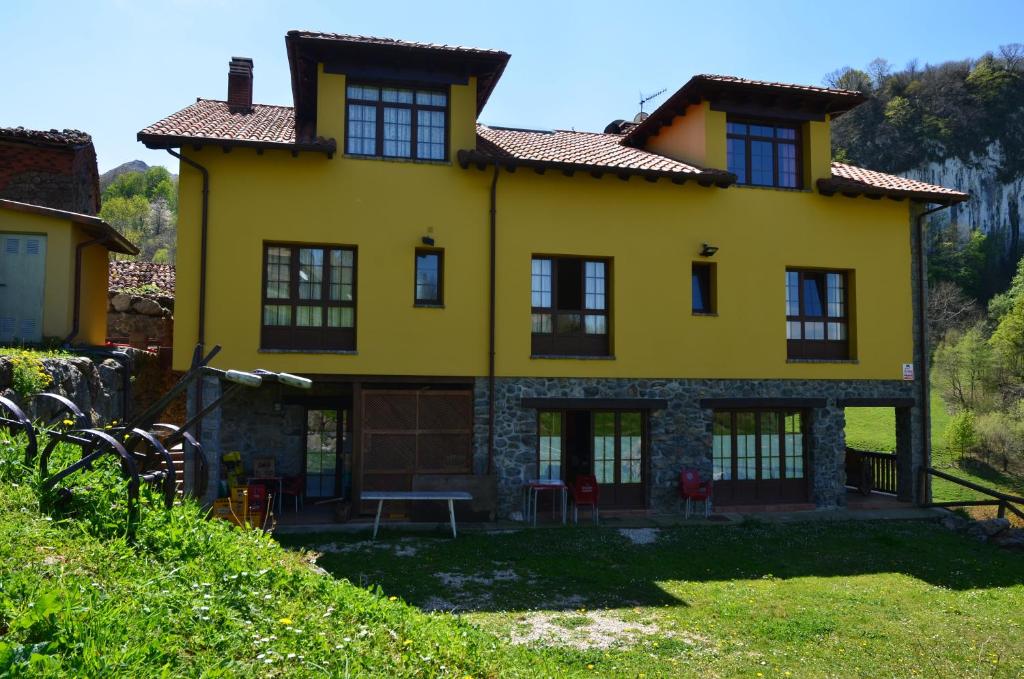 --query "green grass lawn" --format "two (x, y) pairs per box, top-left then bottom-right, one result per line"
(281, 522), (1024, 678)
(844, 390), (1024, 504)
